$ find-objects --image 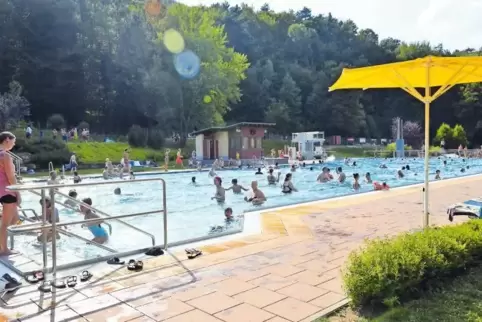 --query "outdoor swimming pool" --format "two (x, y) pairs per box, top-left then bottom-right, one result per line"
(11, 156), (482, 265)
